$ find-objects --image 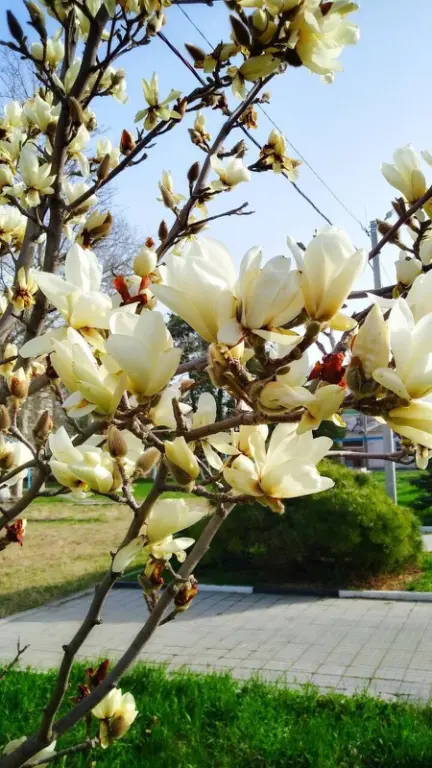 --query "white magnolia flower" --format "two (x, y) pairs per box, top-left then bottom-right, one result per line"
(106, 310), (181, 398)
(31, 30), (64, 68)
(259, 354), (312, 412)
(223, 422), (333, 511)
(146, 497), (212, 541)
(135, 73), (181, 131)
(20, 244), (112, 358)
(231, 247), (303, 345)
(133, 245), (157, 279)
(0, 163), (14, 192)
(407, 271), (432, 322)
(1, 101), (22, 130)
(289, 0), (360, 79)
(18, 145), (55, 207)
(0, 129), (25, 167)
(209, 156), (251, 191)
(22, 94), (60, 134)
(99, 65), (128, 104)
(2, 737), (56, 766)
(153, 237), (237, 343)
(382, 145), (427, 203)
(259, 129), (301, 178)
(96, 138), (120, 170)
(153, 236), (304, 346)
(92, 688), (123, 720)
(50, 328), (127, 418)
(385, 400), (432, 452)
(395, 252), (422, 286)
(67, 124), (91, 176)
(419, 235), (432, 266)
(113, 497), (212, 571)
(373, 298), (432, 401)
(0, 205), (26, 246)
(0, 438), (33, 488)
(64, 180), (97, 213)
(148, 385), (192, 428)
(298, 383), (346, 433)
(349, 303), (390, 379)
(92, 689), (138, 748)
(157, 170), (185, 207)
(287, 227), (367, 330)
(164, 436), (200, 482)
(146, 535), (195, 563)
(191, 392), (236, 470)
(49, 427), (118, 496)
